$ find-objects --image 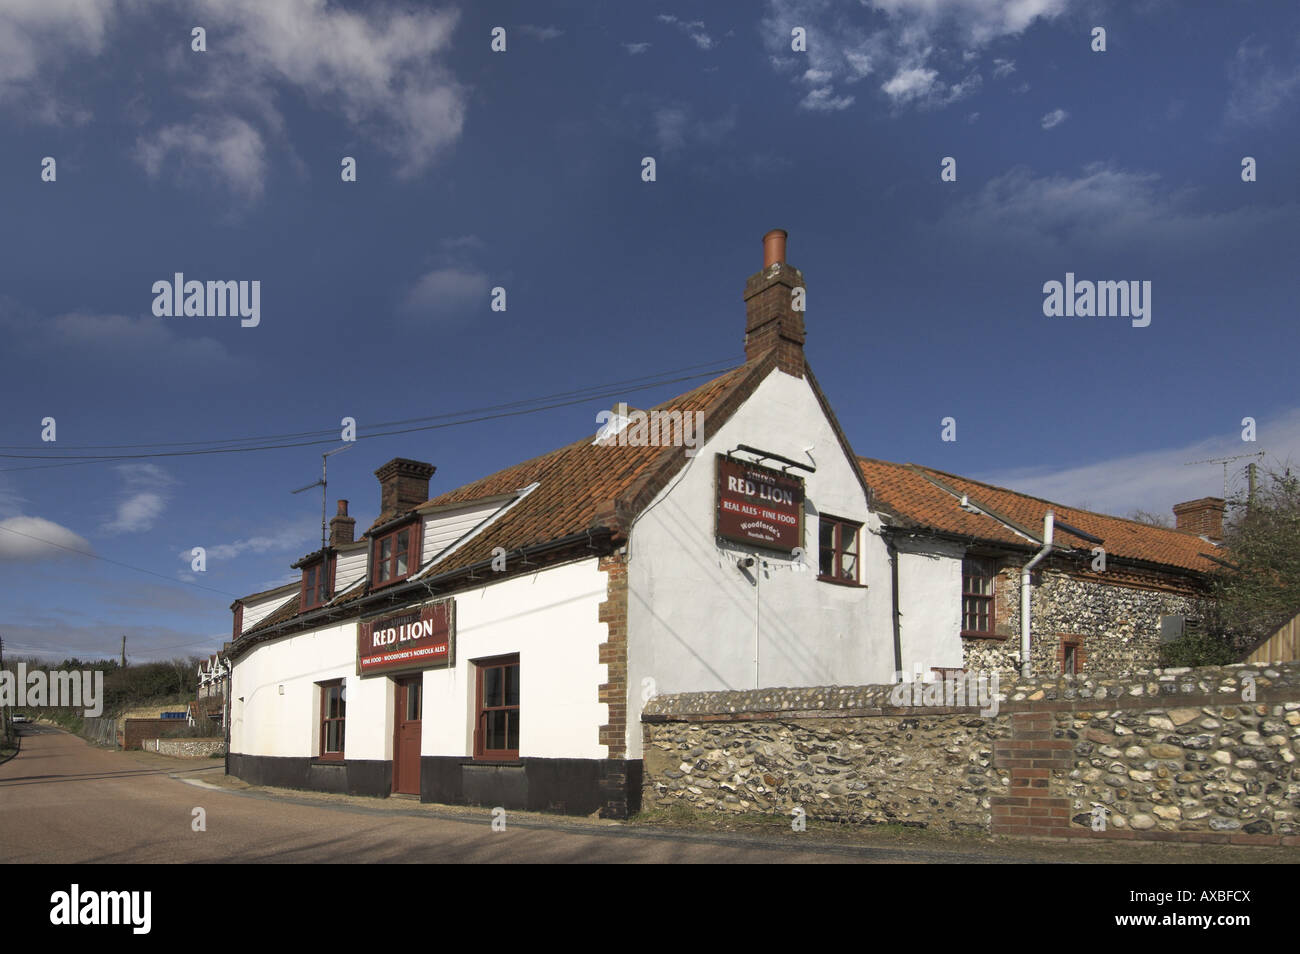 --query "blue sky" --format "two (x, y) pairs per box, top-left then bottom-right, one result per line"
(1, 0), (1297, 663)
